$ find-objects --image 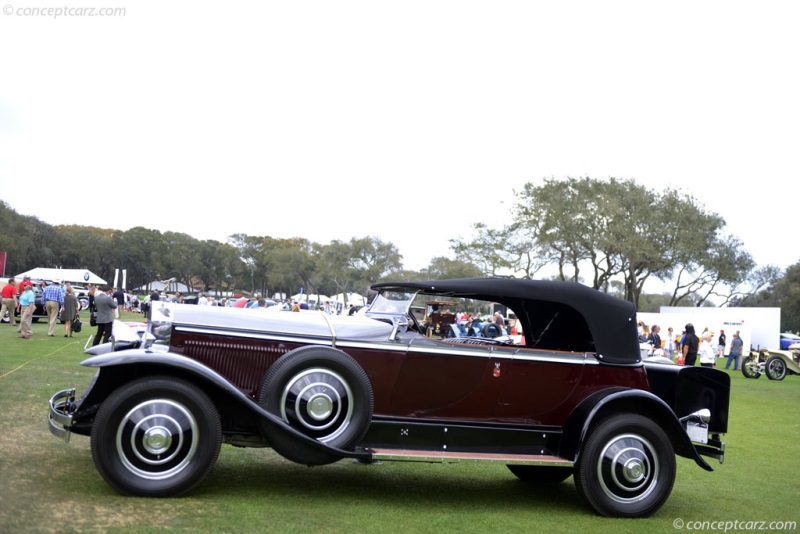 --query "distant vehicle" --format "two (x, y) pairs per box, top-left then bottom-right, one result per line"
(778, 332), (800, 350)
(742, 347), (800, 381)
(2, 284), (47, 323)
